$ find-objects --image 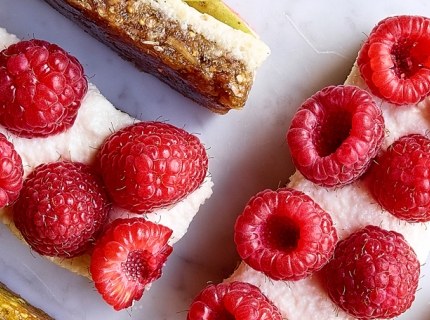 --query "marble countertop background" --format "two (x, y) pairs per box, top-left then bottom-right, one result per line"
(0, 0), (430, 319)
